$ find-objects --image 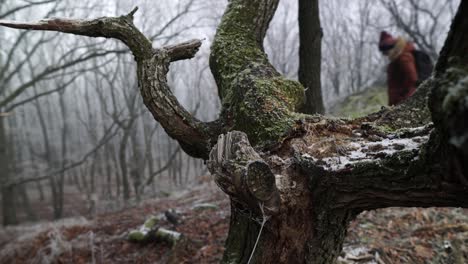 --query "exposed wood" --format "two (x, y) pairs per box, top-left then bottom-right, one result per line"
(208, 131), (280, 215)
